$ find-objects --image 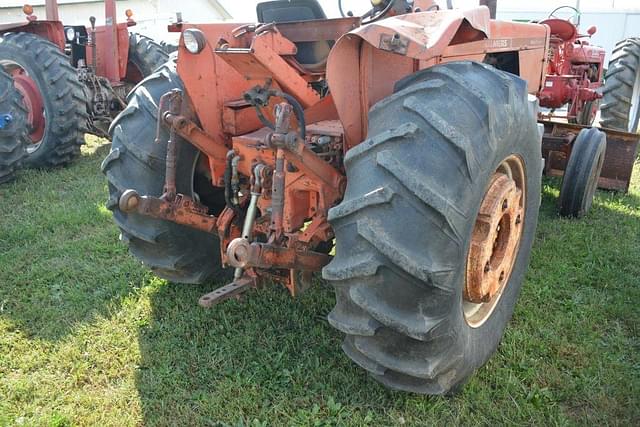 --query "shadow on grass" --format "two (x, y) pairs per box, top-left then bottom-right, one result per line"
(134, 281), (417, 424)
(0, 140), (140, 342)
(134, 177), (639, 424)
(3, 139), (635, 423)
